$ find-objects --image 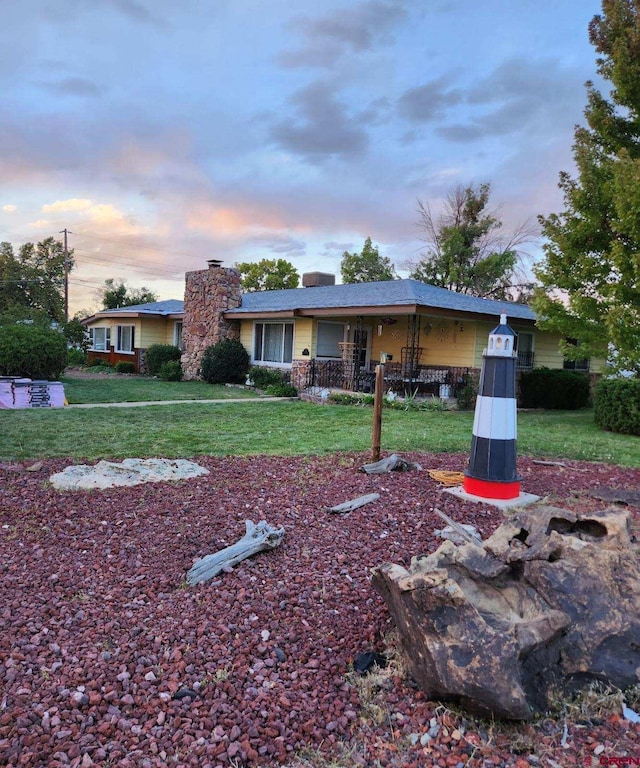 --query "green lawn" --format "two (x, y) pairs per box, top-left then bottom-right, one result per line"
(1, 400), (638, 465)
(60, 375), (262, 403)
